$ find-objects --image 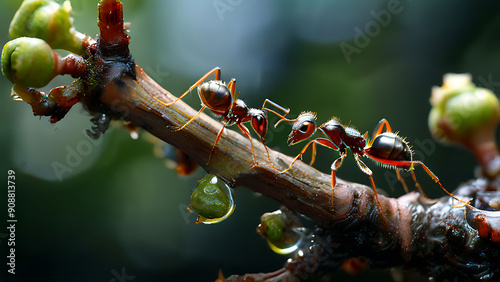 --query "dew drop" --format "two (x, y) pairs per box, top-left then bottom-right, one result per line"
(189, 173), (235, 224)
(257, 209), (305, 255)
